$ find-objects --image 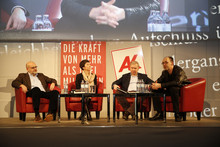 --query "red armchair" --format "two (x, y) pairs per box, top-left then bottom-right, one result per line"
(113, 88), (151, 119)
(160, 78), (206, 121)
(15, 84), (60, 121)
(65, 80), (104, 119)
